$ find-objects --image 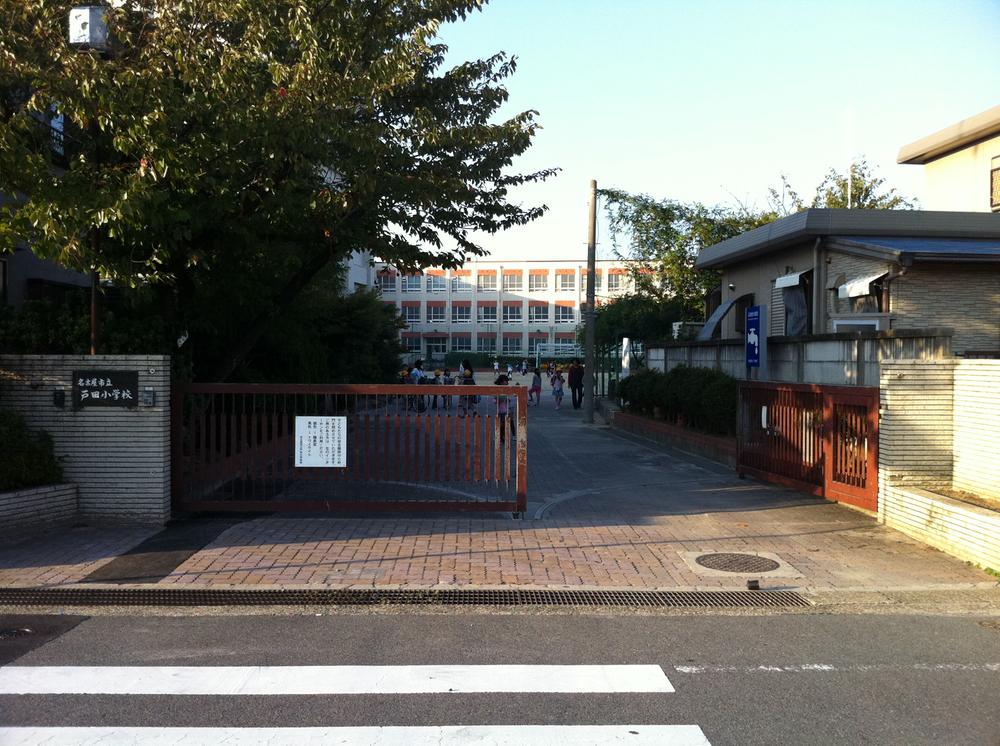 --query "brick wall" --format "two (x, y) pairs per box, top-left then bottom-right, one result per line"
(953, 360), (1000, 501)
(890, 266), (1000, 354)
(0, 355), (171, 525)
(0, 484), (77, 535)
